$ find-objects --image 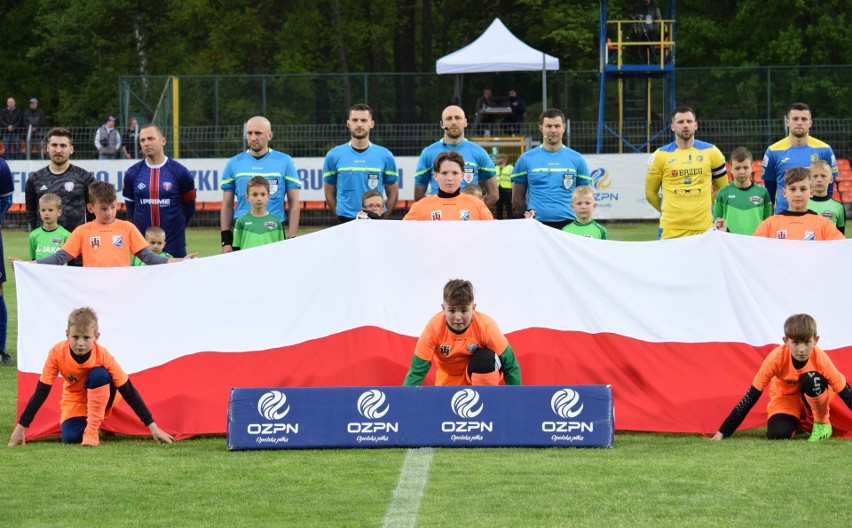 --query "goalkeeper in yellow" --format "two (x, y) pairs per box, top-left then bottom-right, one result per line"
(645, 106), (728, 239)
